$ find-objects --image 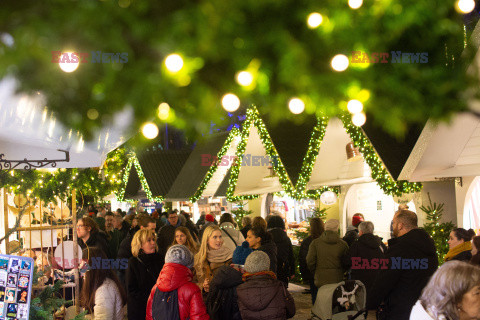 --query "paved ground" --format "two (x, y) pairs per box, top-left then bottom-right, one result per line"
(289, 283), (376, 320)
